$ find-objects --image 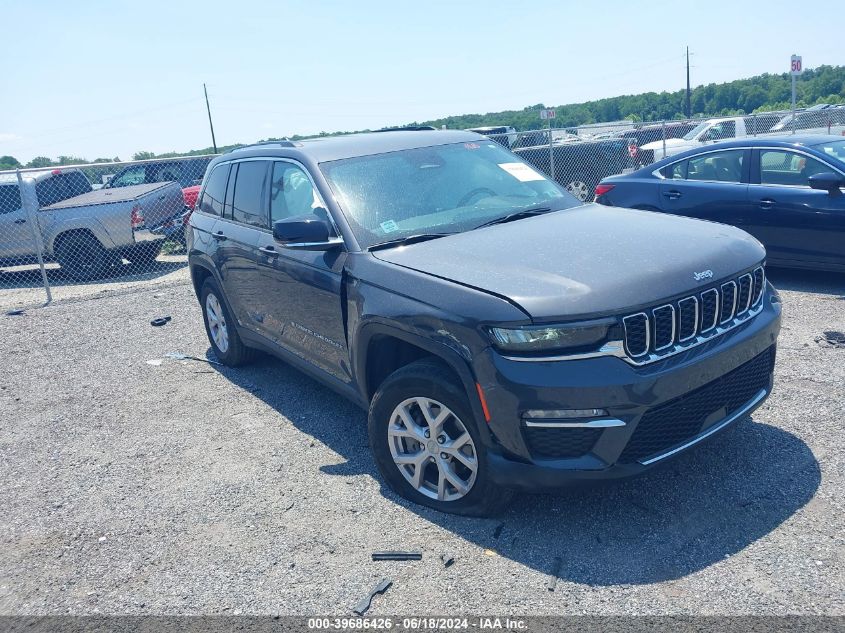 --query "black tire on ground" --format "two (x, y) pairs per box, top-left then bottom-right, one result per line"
(368, 358), (514, 516)
(129, 241), (163, 266)
(199, 277), (256, 367)
(54, 232), (110, 281)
